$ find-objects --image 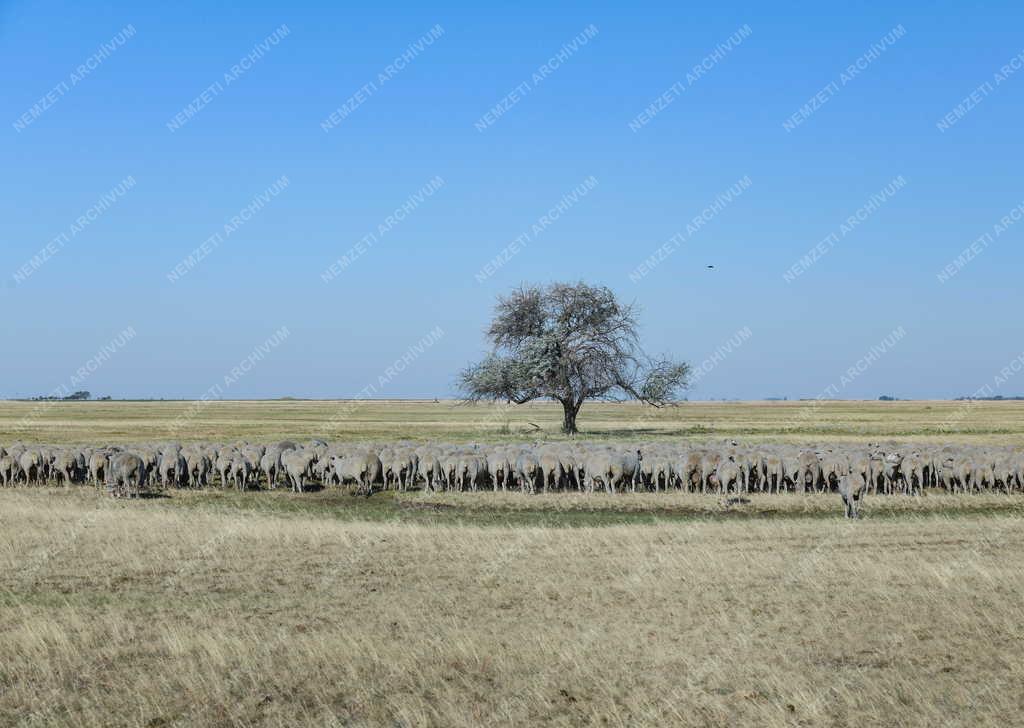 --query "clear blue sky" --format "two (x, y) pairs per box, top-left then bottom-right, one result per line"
(2, 0), (1022, 400)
